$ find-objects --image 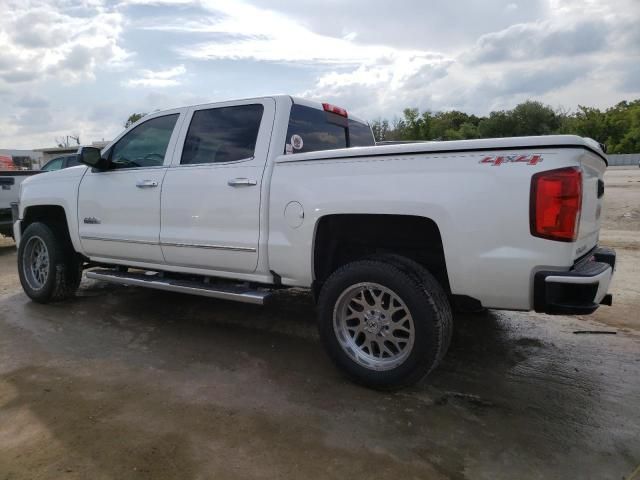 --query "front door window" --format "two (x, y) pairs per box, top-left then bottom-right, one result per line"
(109, 114), (179, 169)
